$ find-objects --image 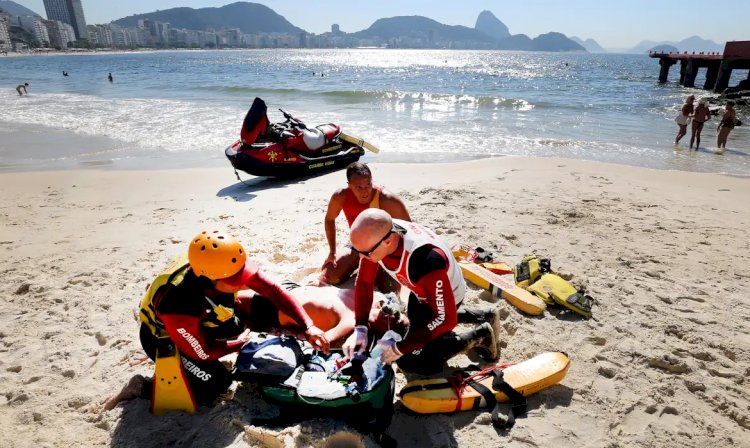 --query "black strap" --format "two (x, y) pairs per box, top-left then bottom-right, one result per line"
(490, 370), (527, 429)
(466, 380), (496, 411)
